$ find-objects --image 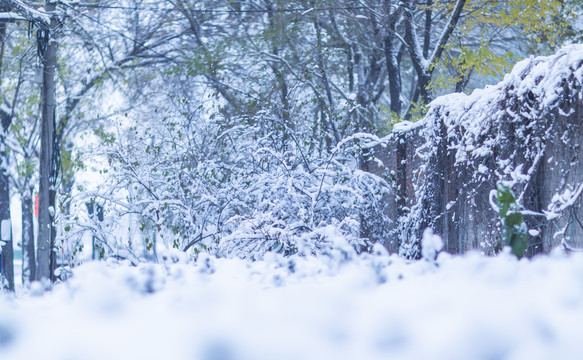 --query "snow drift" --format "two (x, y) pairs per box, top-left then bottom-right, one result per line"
(1, 249), (583, 360)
